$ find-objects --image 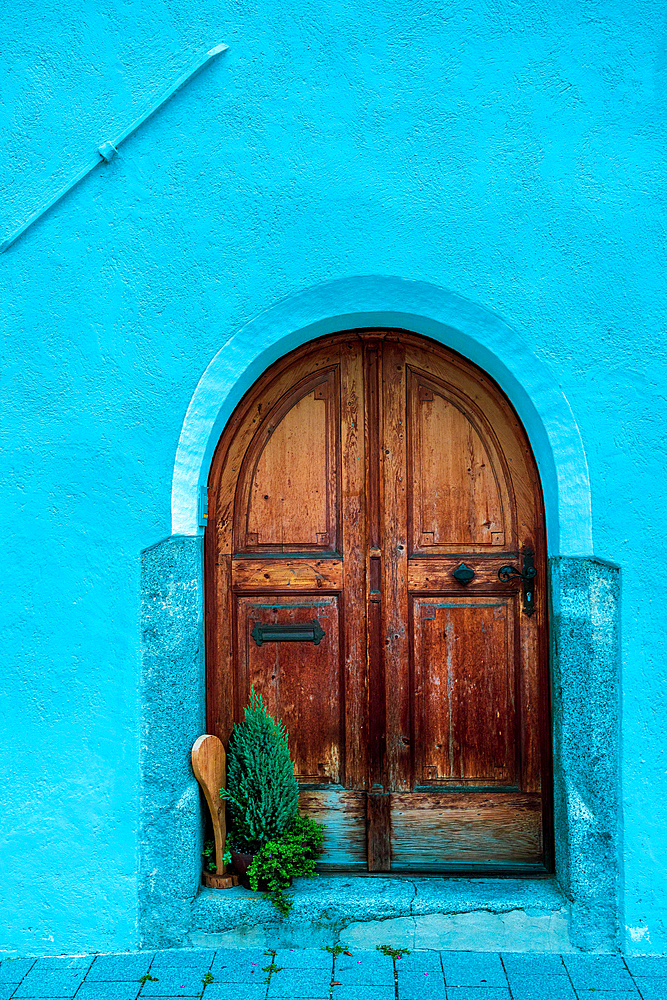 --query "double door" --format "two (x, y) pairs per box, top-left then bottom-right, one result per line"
(206, 330), (551, 872)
